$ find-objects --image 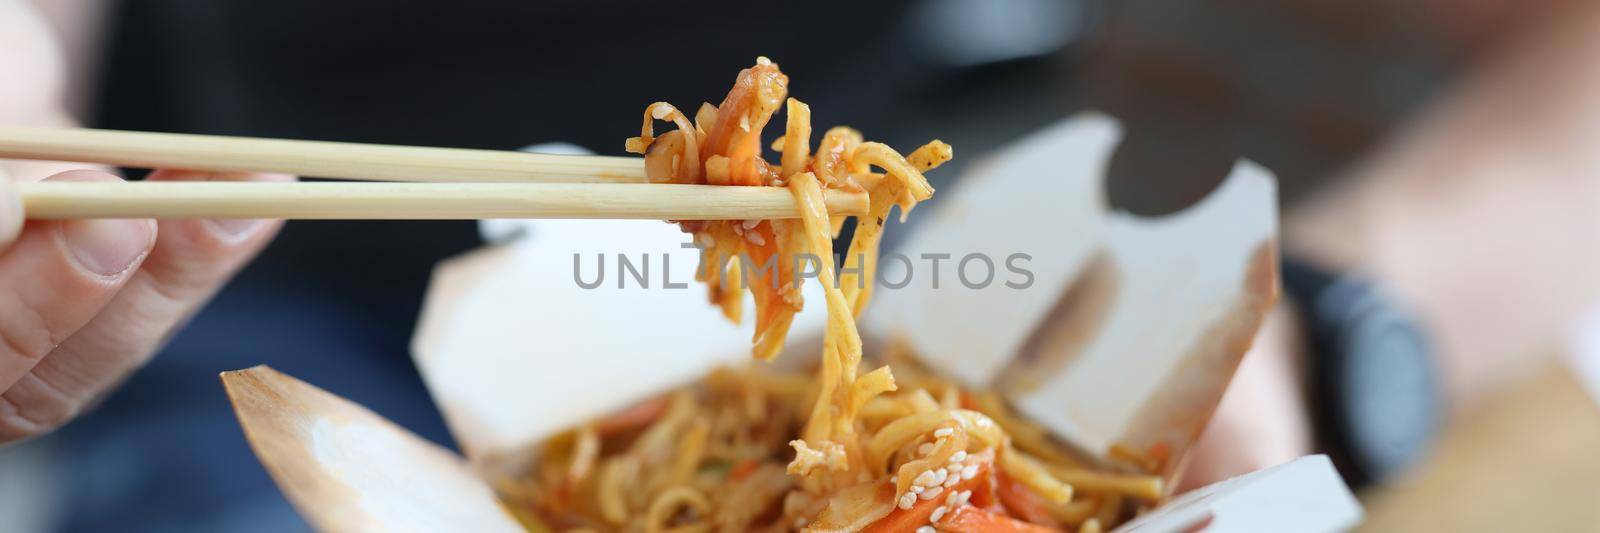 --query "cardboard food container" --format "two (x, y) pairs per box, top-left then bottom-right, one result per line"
(221, 114), (1363, 532)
